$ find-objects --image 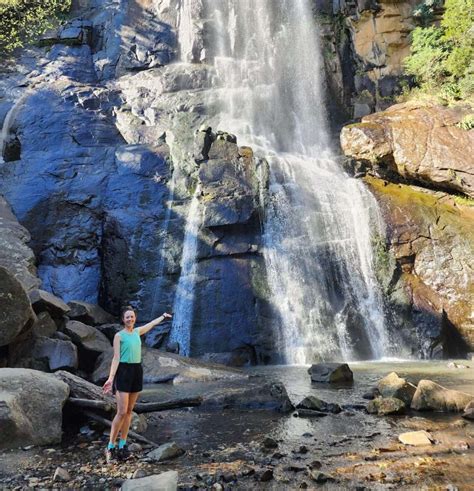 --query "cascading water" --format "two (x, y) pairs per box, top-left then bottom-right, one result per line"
(169, 185), (203, 356)
(198, 0), (393, 363)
